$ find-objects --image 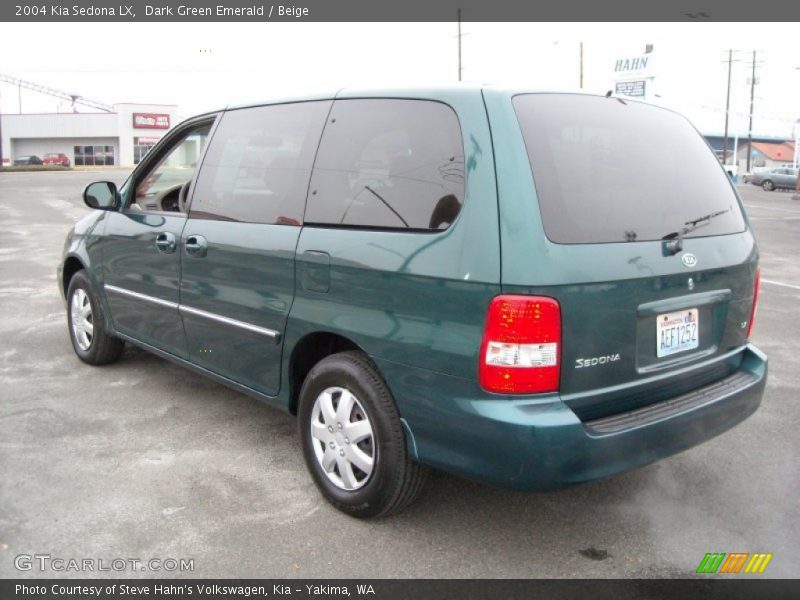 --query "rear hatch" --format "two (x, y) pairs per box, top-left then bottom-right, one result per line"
(507, 93), (758, 421)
